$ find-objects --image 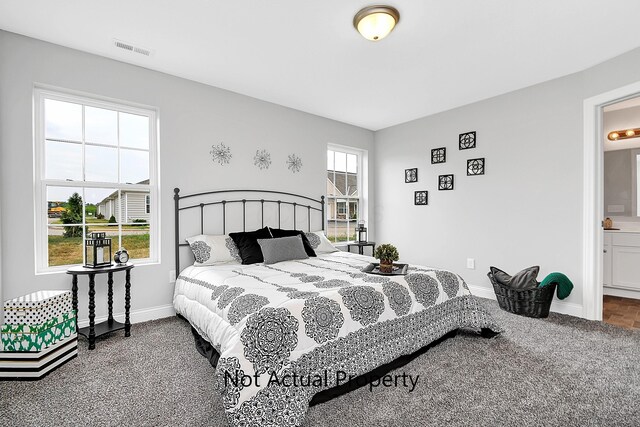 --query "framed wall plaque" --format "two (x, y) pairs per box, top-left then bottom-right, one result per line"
(459, 131), (476, 150)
